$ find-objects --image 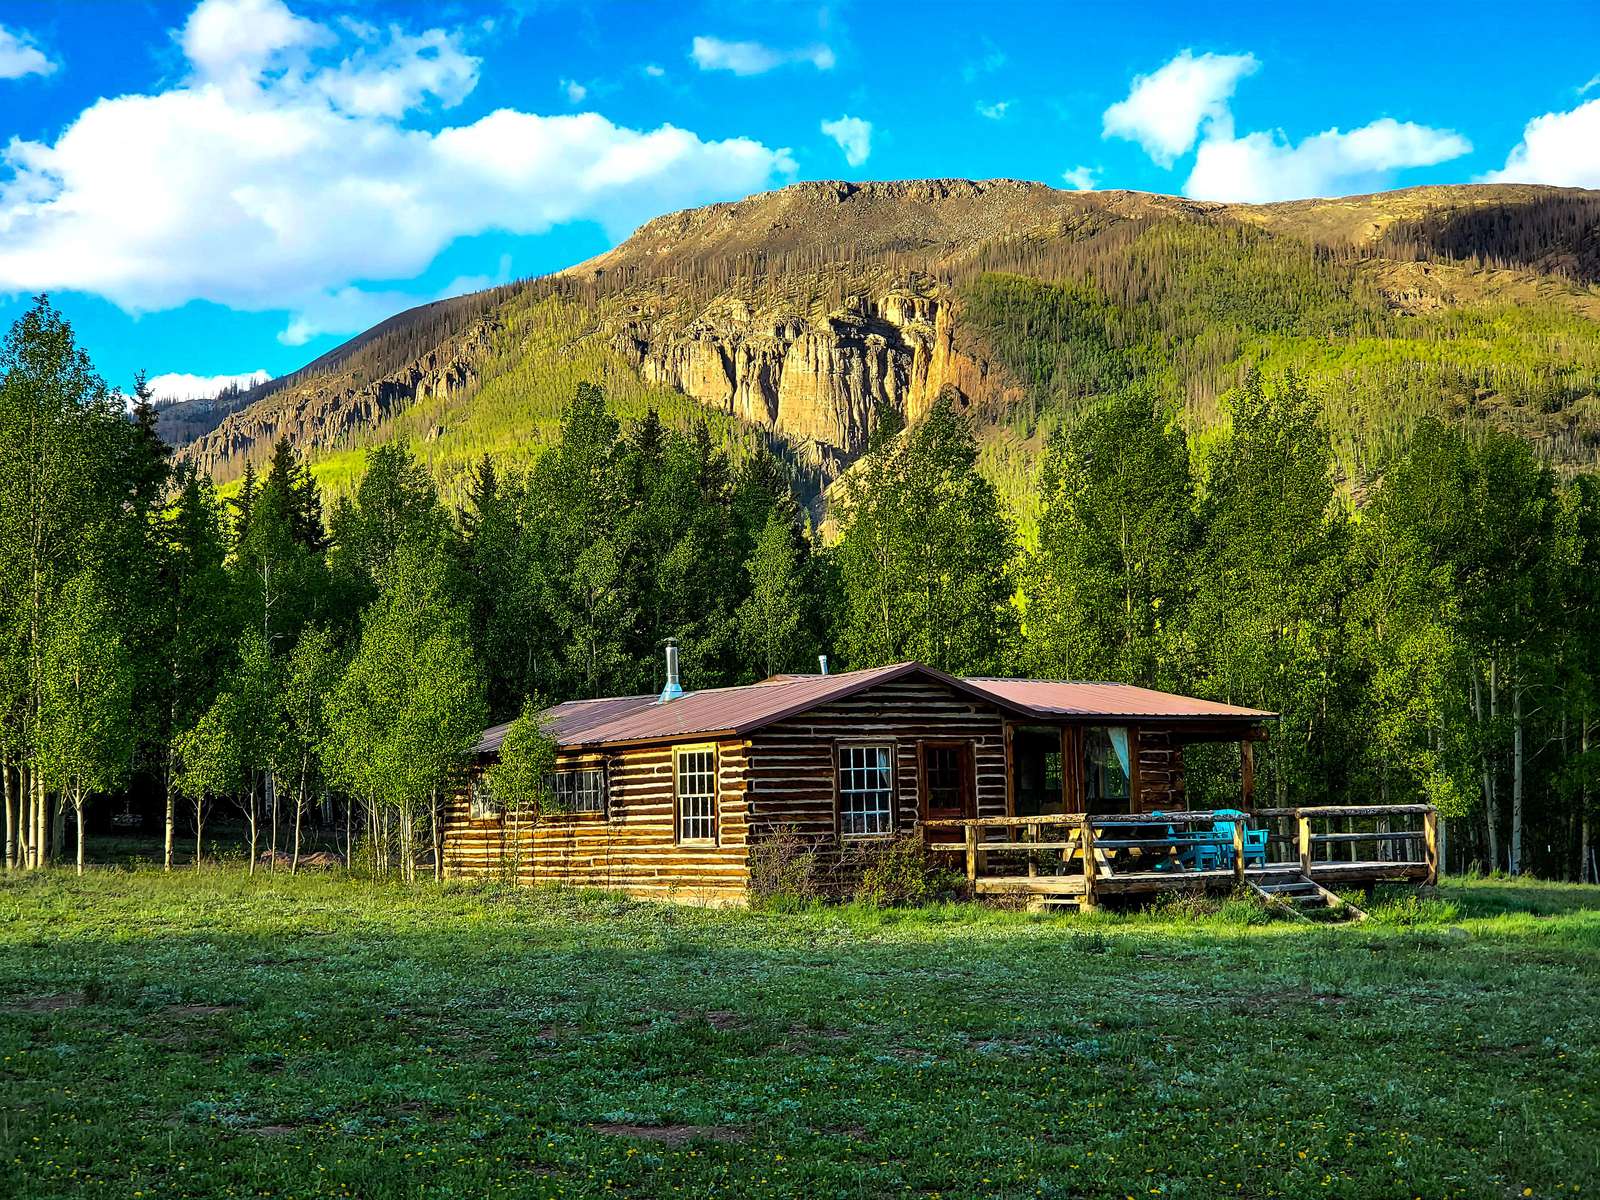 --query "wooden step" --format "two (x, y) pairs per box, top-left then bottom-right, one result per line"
(1247, 870), (1364, 919)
